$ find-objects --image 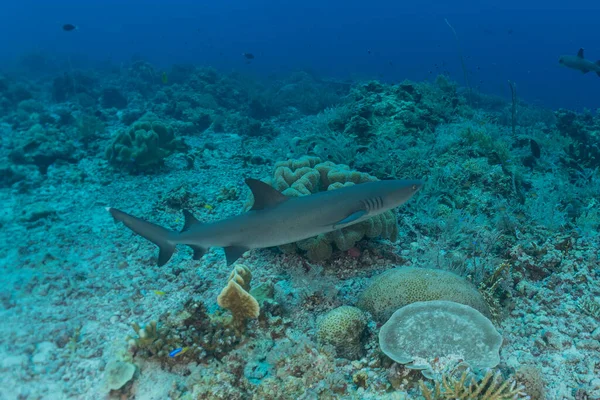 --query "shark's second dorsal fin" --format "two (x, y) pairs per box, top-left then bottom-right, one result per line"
(245, 178), (288, 210)
(577, 48), (585, 58)
(181, 209), (201, 232)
